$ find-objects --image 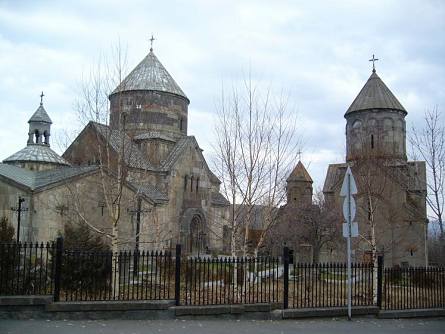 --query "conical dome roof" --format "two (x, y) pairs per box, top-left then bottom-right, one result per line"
(3, 145), (69, 166)
(287, 161), (313, 183)
(111, 50), (188, 100)
(28, 103), (52, 124)
(345, 71), (406, 116)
